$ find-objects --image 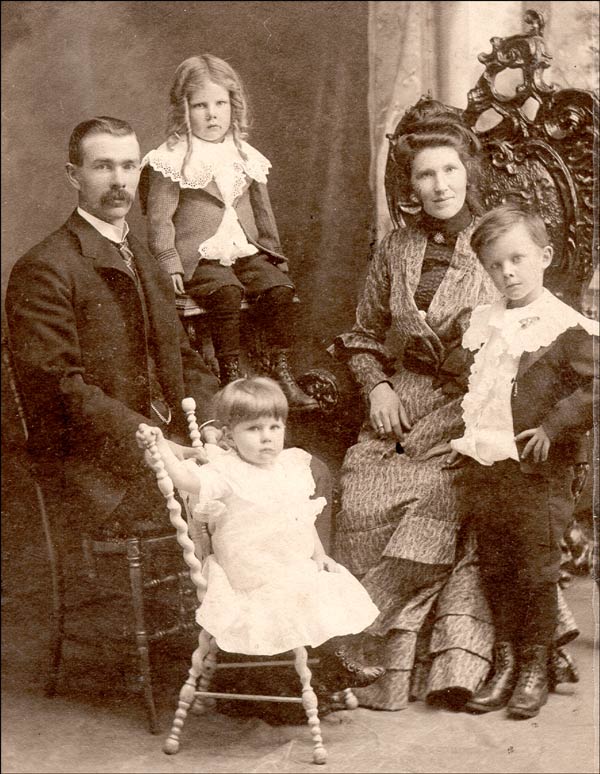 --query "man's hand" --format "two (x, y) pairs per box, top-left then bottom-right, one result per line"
(418, 442), (464, 468)
(171, 273), (185, 295)
(515, 426), (551, 463)
(369, 382), (411, 441)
